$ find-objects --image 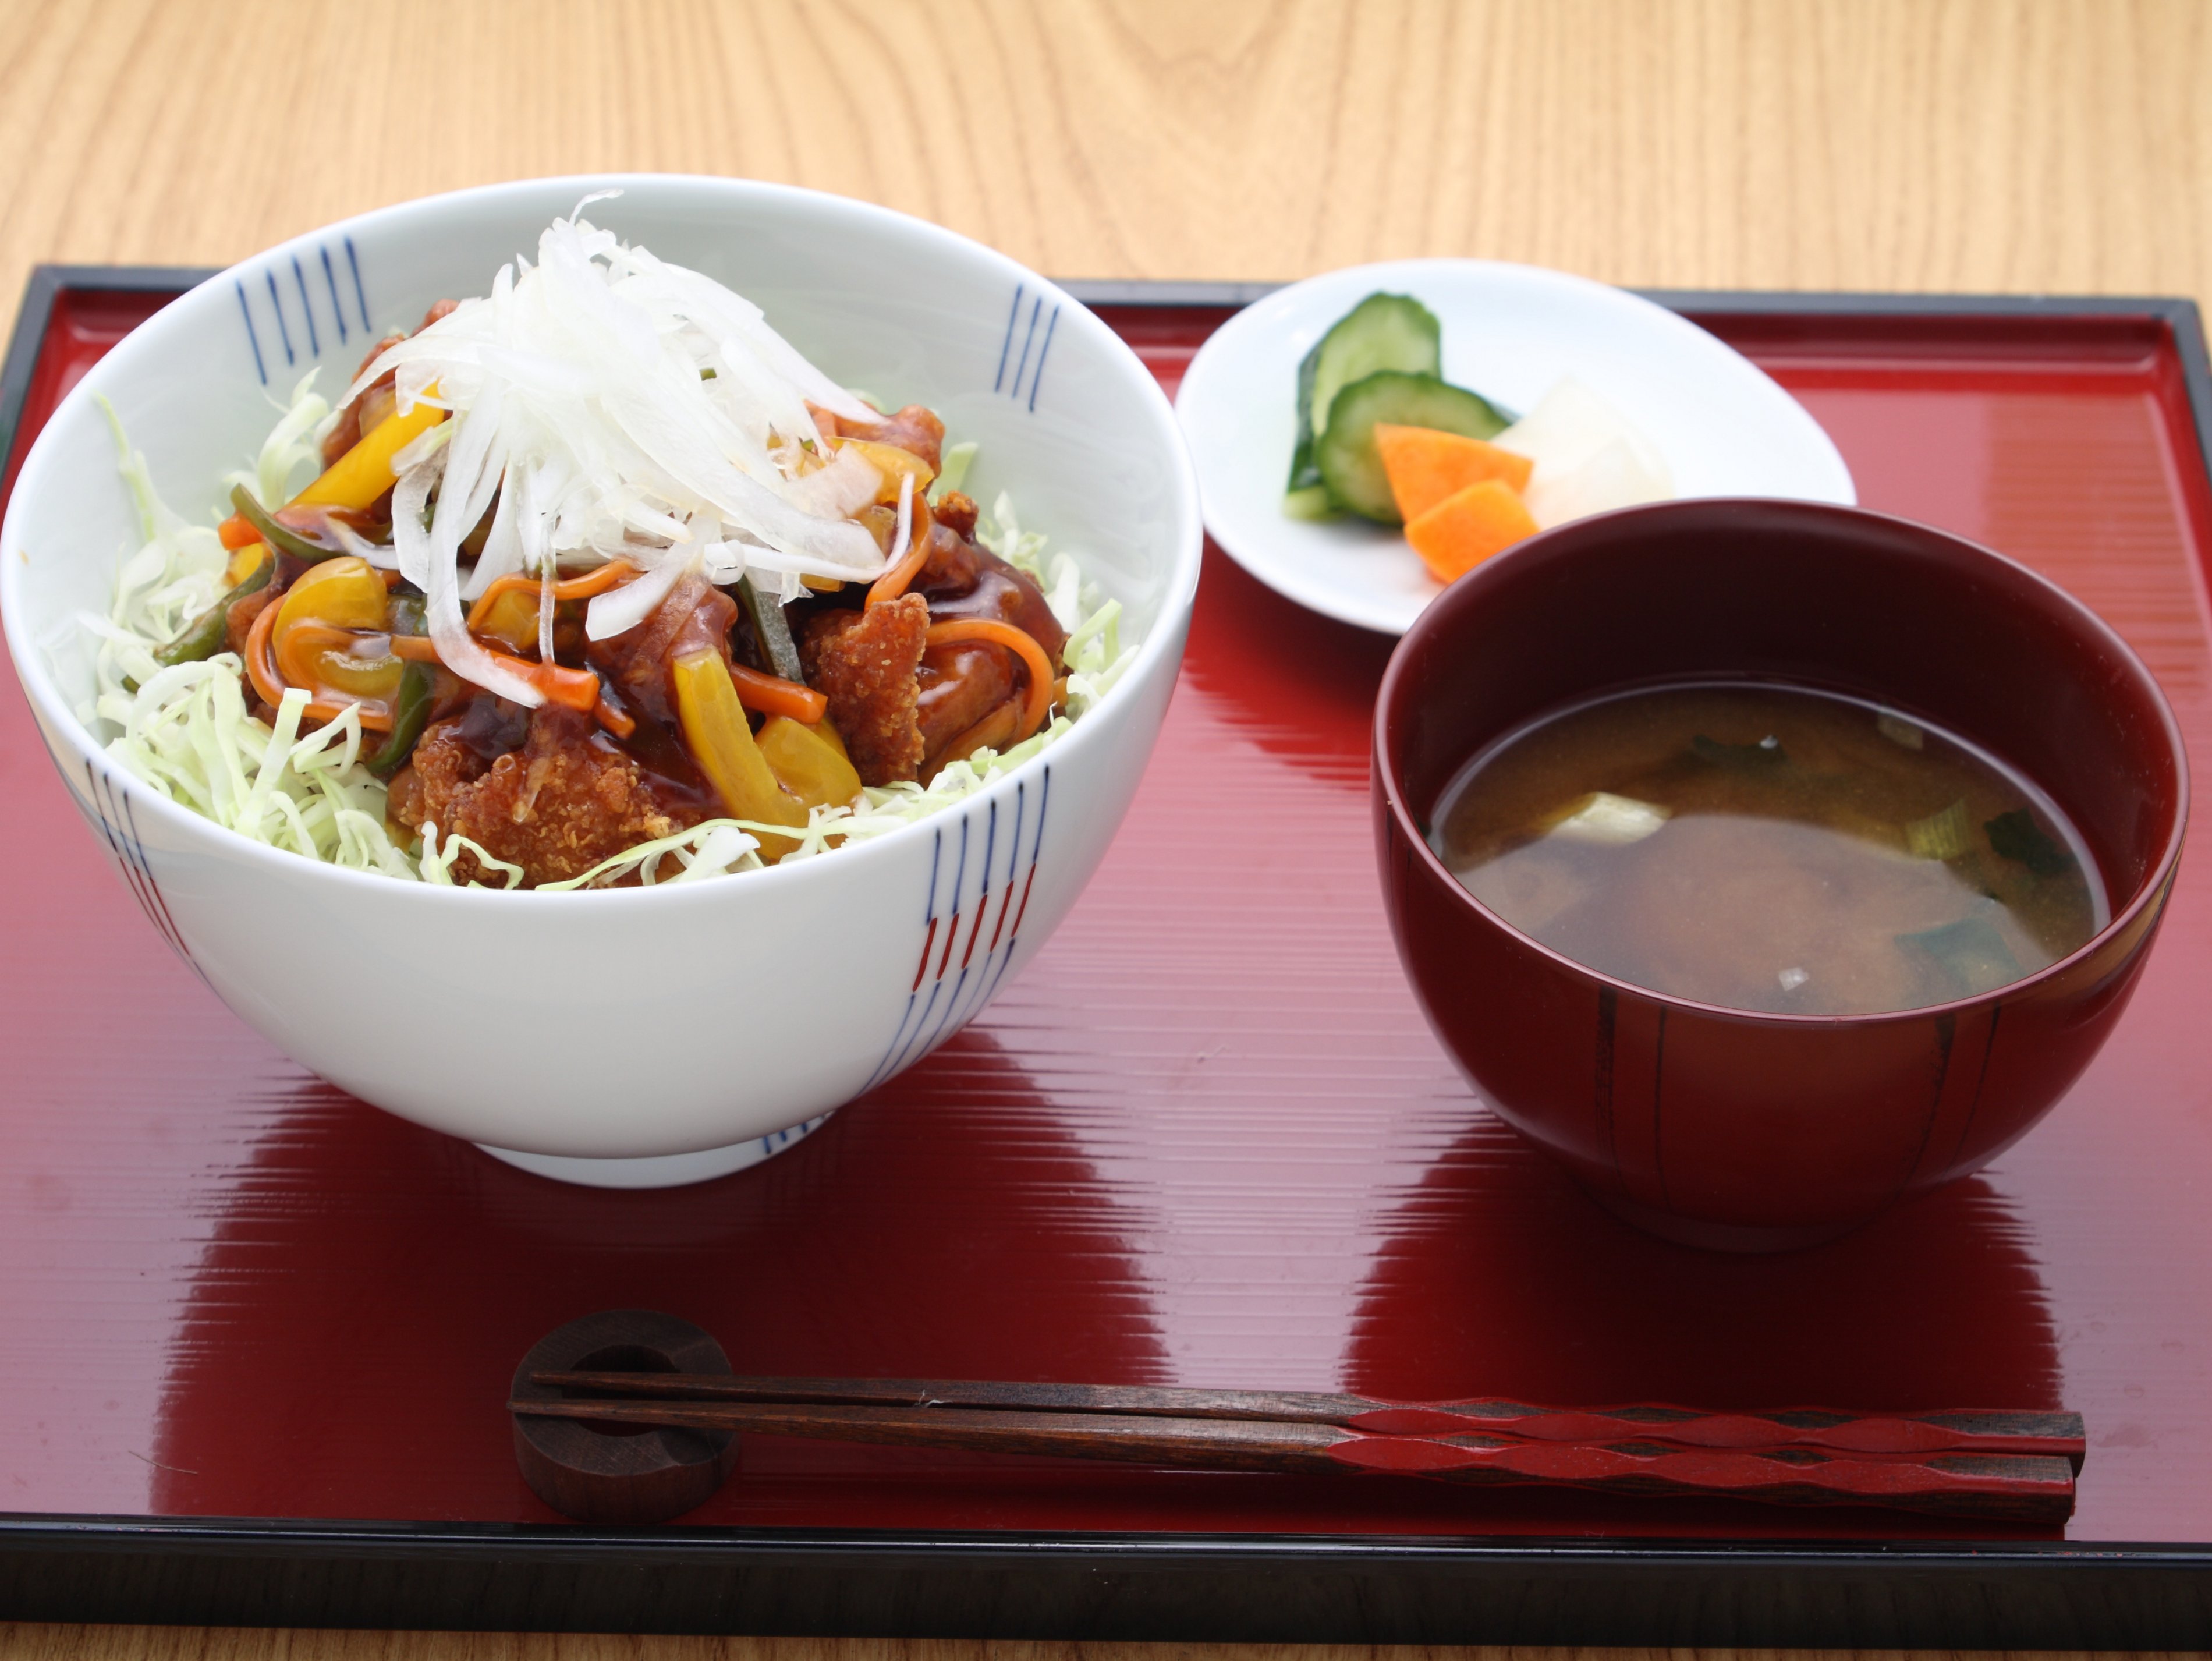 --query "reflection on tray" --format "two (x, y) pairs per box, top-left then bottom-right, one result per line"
(1349, 1113), (2058, 1414)
(147, 1028), (1171, 1522)
(6, 281), (2210, 1573)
